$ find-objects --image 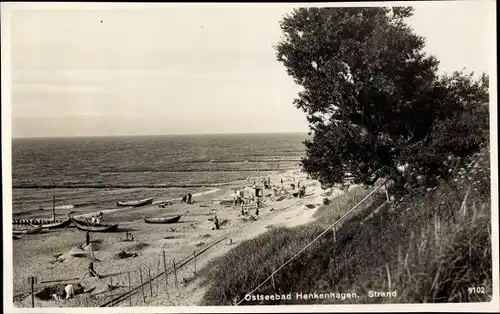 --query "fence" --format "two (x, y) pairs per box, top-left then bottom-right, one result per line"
(235, 179), (390, 305)
(16, 181), (391, 308)
(17, 234), (229, 308)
